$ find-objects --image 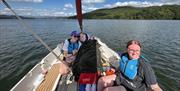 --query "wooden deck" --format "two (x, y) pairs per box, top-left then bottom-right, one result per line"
(36, 63), (61, 91)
